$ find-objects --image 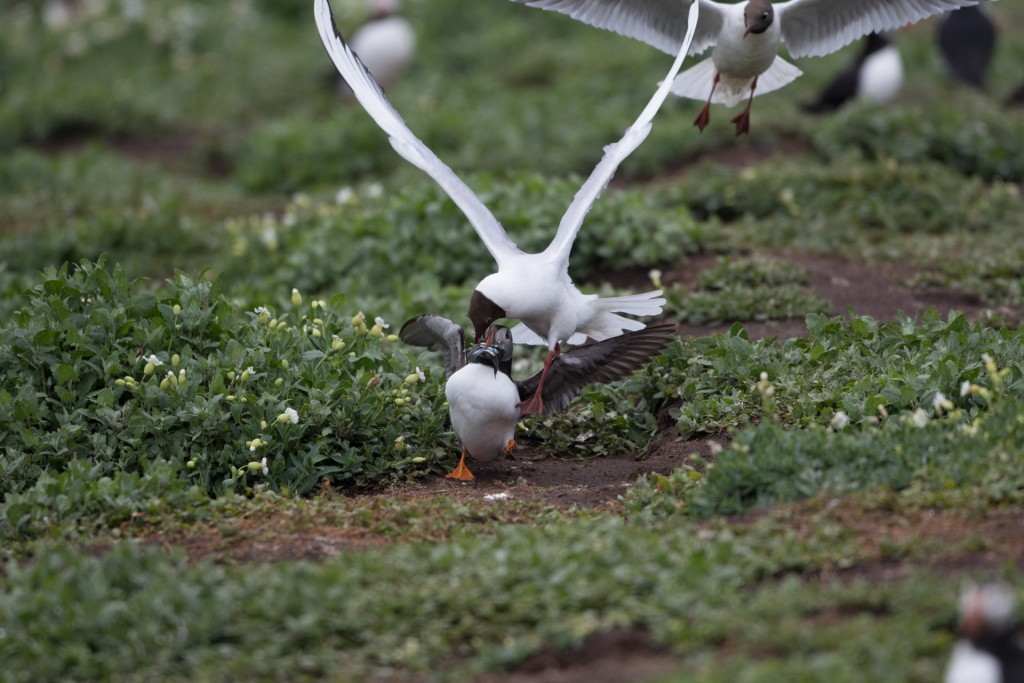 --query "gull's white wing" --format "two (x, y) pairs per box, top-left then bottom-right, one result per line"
(541, 0), (700, 266)
(314, 0), (523, 266)
(775, 0), (984, 58)
(508, 0), (724, 57)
